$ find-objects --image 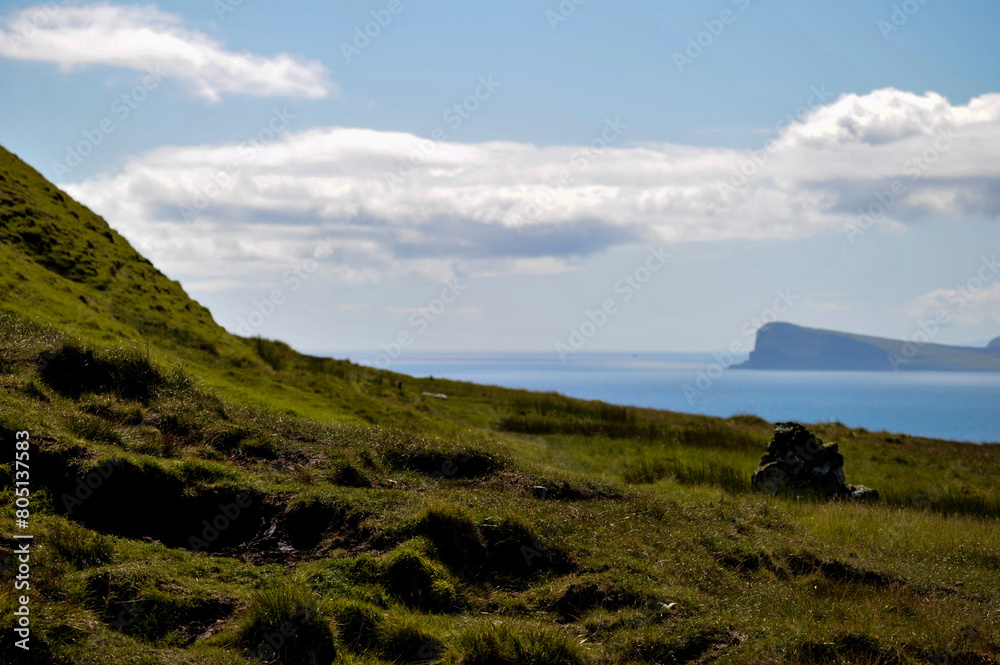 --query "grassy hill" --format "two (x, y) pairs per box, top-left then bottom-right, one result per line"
(1, 144), (999, 665)
(738, 322), (1000, 371)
